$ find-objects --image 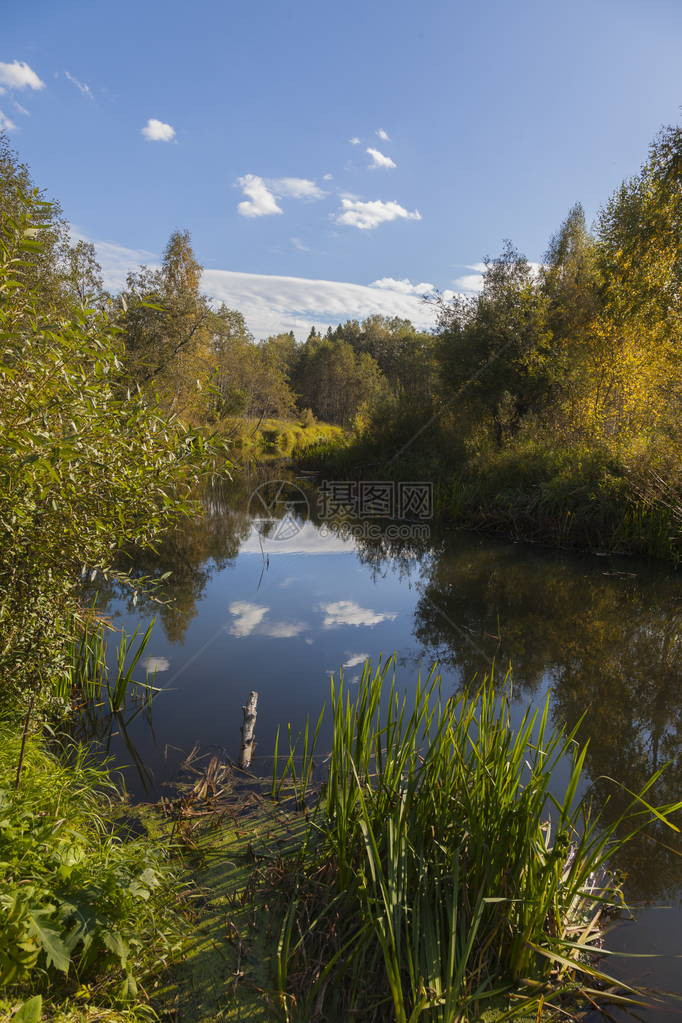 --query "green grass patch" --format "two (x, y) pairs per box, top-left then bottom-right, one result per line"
(221, 416), (344, 459)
